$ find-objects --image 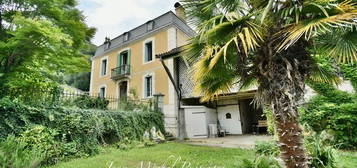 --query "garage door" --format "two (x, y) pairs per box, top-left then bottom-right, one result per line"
(185, 107), (208, 138)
